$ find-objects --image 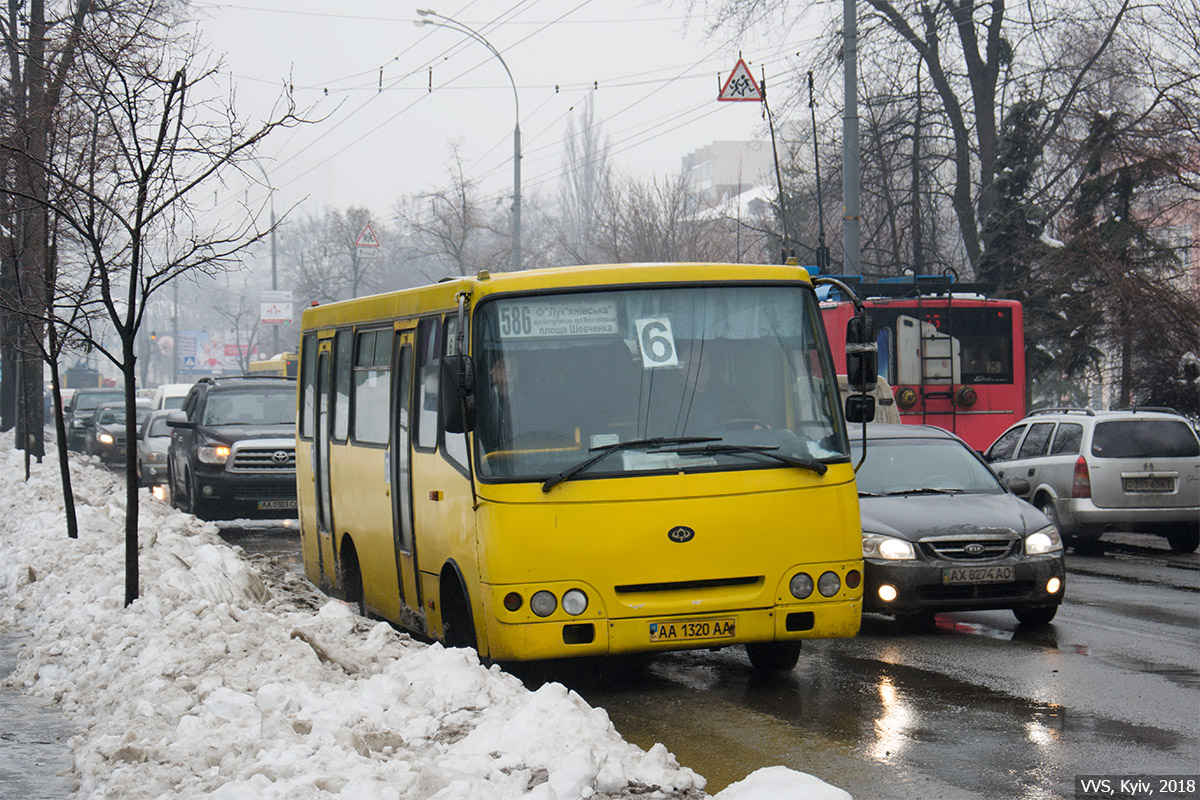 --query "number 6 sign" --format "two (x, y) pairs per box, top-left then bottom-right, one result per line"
(635, 318), (680, 368)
